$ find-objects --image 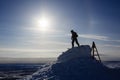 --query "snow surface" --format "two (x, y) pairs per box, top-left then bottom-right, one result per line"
(20, 45), (120, 80)
(57, 45), (91, 62)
